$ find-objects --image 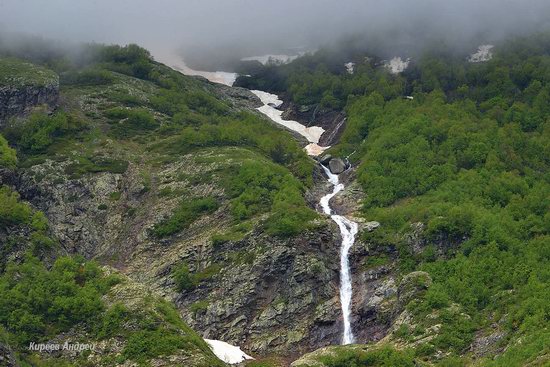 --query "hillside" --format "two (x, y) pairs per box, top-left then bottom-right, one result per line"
(0, 33), (549, 367)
